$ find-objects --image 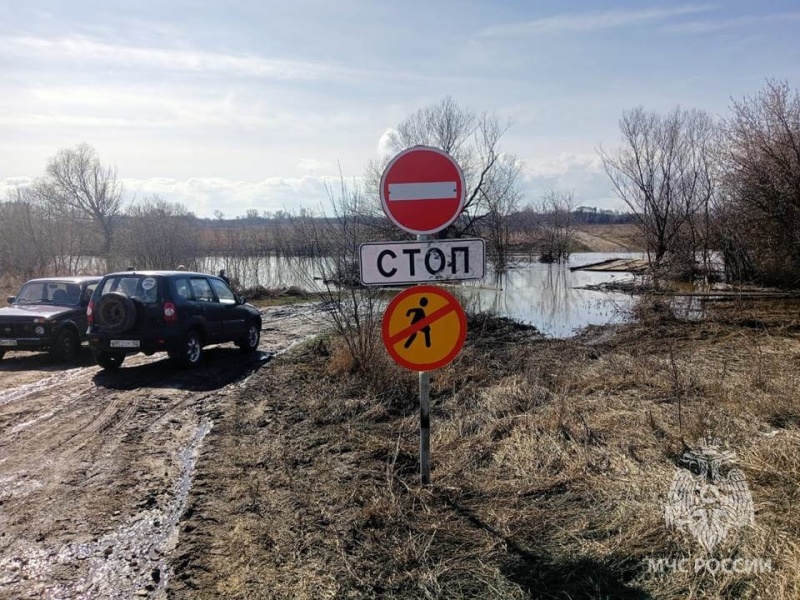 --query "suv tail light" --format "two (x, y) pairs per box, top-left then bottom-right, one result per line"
(87, 300), (94, 325)
(163, 301), (177, 324)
